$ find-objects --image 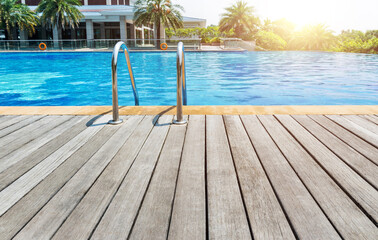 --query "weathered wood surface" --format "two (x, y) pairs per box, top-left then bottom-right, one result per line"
(309, 115), (378, 164)
(0, 114), (377, 240)
(206, 115), (251, 239)
(168, 115), (206, 240)
(128, 116), (187, 240)
(269, 115), (377, 238)
(14, 116), (141, 240)
(91, 115), (173, 240)
(276, 115), (378, 222)
(241, 115), (340, 239)
(326, 115), (378, 148)
(292, 115), (378, 188)
(224, 115), (295, 240)
(53, 116), (154, 240)
(361, 115), (378, 125)
(0, 116), (91, 191)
